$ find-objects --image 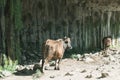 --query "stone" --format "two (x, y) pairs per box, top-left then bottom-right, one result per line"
(81, 69), (87, 73)
(85, 57), (95, 63)
(65, 72), (74, 76)
(50, 75), (55, 78)
(33, 64), (41, 71)
(109, 55), (115, 62)
(2, 70), (12, 77)
(100, 72), (109, 78)
(85, 74), (92, 78)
